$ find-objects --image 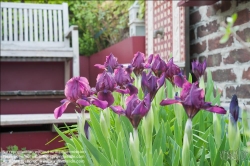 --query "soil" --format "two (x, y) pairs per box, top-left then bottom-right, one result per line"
(0, 150), (66, 166)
